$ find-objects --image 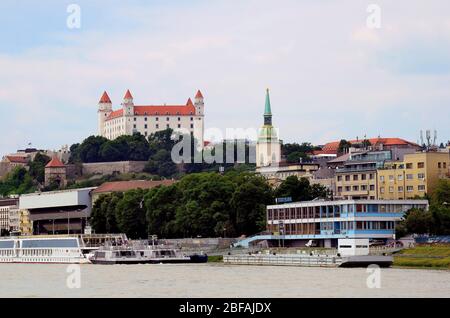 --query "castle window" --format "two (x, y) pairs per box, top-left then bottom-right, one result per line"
(178, 124), (181, 128)
(145, 124), (148, 129)
(145, 117), (147, 121)
(145, 132), (148, 136)
(134, 117), (136, 121)
(190, 117), (193, 121)
(178, 117), (181, 121)
(166, 117), (170, 121)
(167, 124), (170, 128)
(156, 117), (159, 121)
(133, 124), (136, 129)
(190, 124), (194, 129)
(156, 124), (159, 129)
